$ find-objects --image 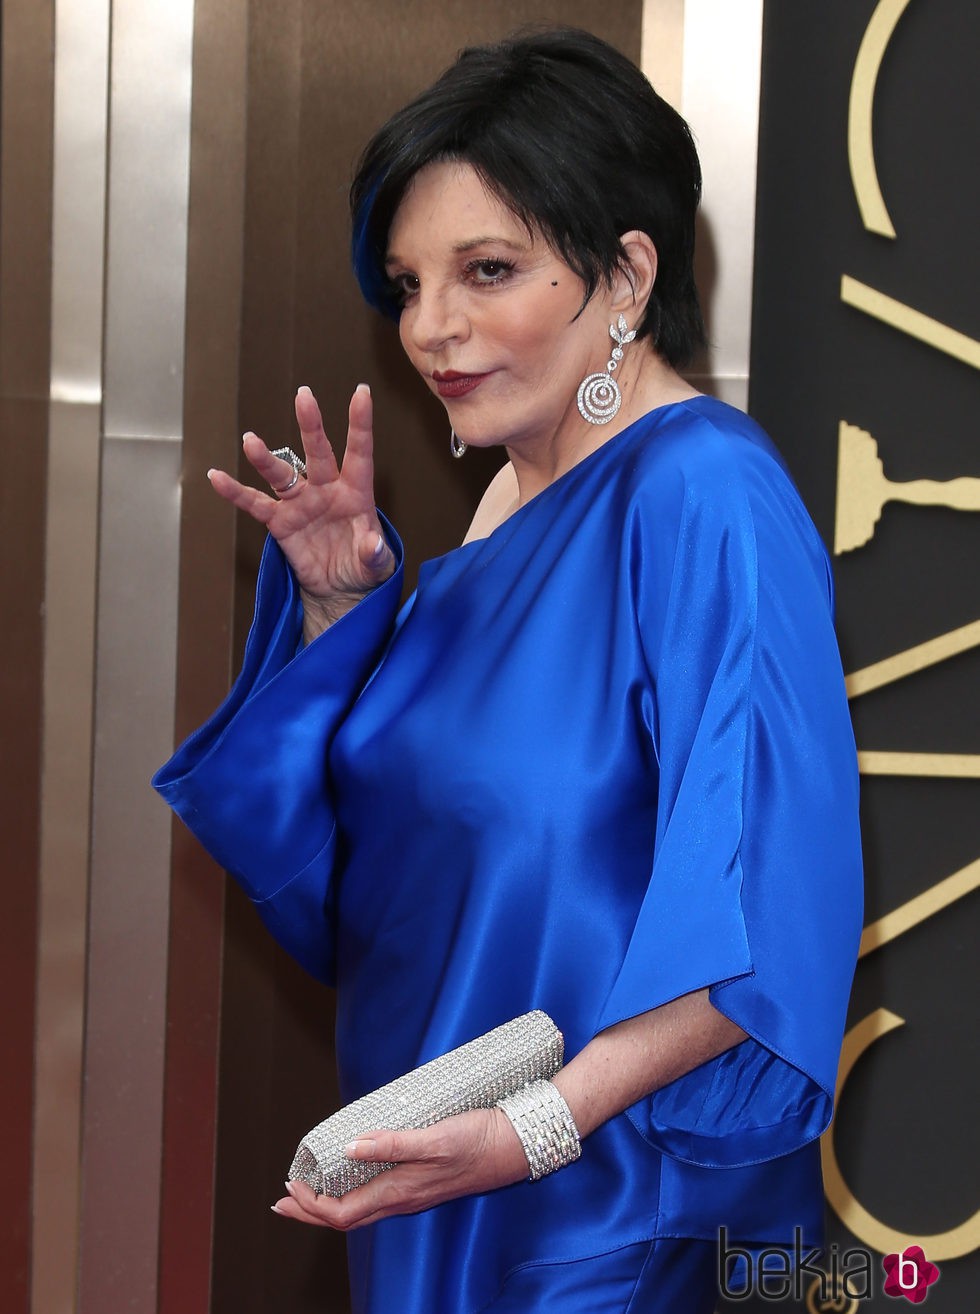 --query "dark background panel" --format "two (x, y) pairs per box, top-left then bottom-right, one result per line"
(750, 0), (979, 666)
(747, 1), (979, 1311)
